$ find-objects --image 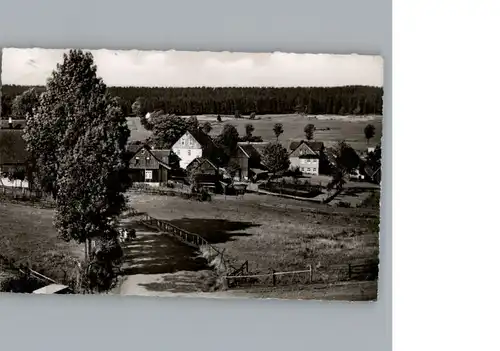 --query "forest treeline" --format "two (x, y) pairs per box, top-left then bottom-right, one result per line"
(1, 85), (383, 117)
